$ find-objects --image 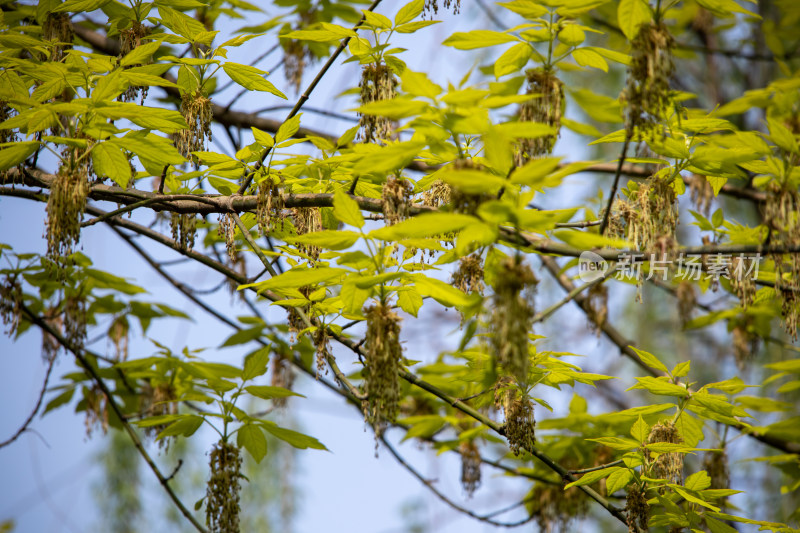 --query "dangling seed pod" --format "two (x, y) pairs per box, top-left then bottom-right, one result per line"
(646, 422), (683, 486)
(206, 441), (242, 533)
(83, 384), (109, 437)
(423, 0), (462, 16)
(625, 483), (649, 533)
(170, 212), (197, 251)
(64, 291), (87, 351)
(292, 207), (322, 264)
(176, 90), (212, 159)
(108, 315), (129, 362)
(586, 283), (608, 334)
(422, 179), (452, 208)
(45, 166), (90, 273)
(622, 21), (675, 136)
(459, 440), (481, 497)
(256, 175), (284, 235)
(530, 456), (588, 531)
(689, 174), (714, 217)
(516, 68), (564, 165)
(494, 382), (535, 456)
(732, 318), (760, 368)
(610, 178), (678, 258)
(764, 183), (800, 339)
(703, 448), (730, 492)
(730, 255), (757, 309)
(119, 21), (150, 102)
(313, 327), (330, 379)
(363, 303), (403, 433)
(0, 275), (22, 336)
(140, 382), (178, 449)
(42, 12), (72, 62)
(490, 258), (537, 383)
(676, 281), (696, 327)
(452, 253), (485, 294)
(358, 61), (397, 144)
(217, 213), (237, 262)
(381, 176), (412, 226)
(271, 352), (295, 408)
(40, 306), (62, 362)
